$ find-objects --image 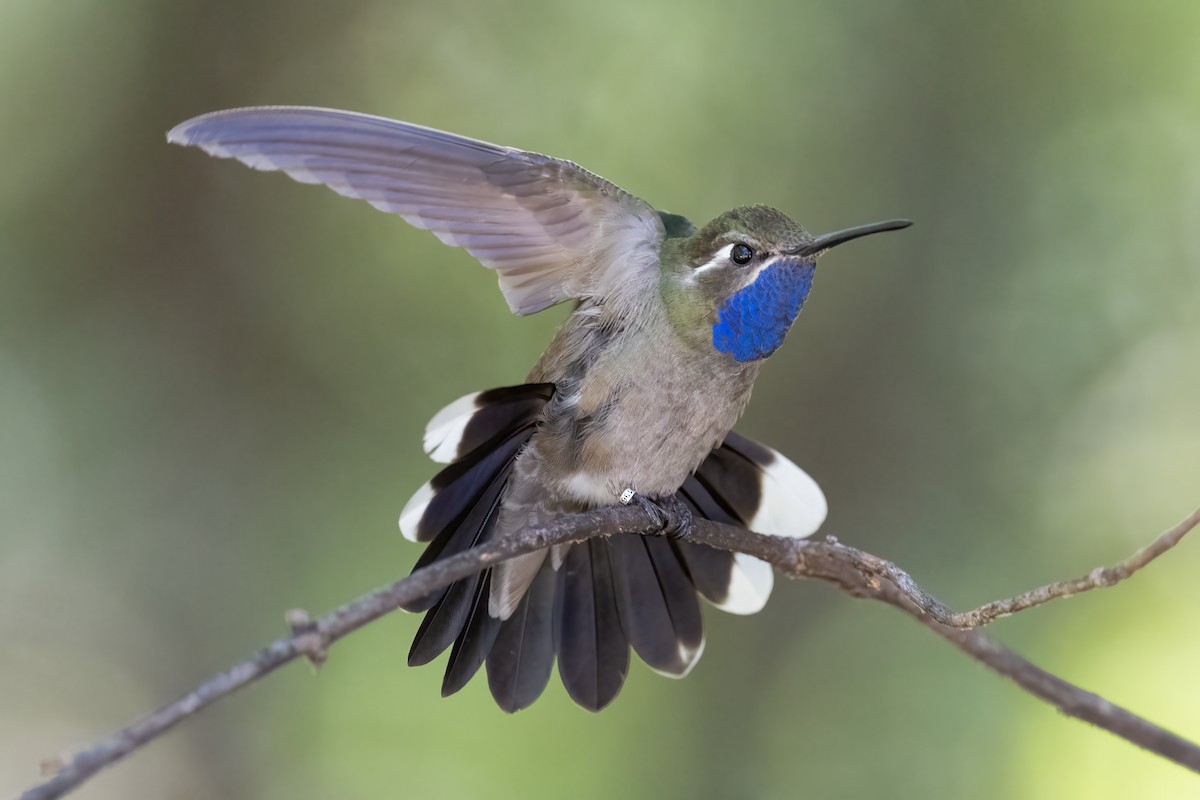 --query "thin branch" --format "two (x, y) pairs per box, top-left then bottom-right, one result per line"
(20, 507), (1200, 800)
